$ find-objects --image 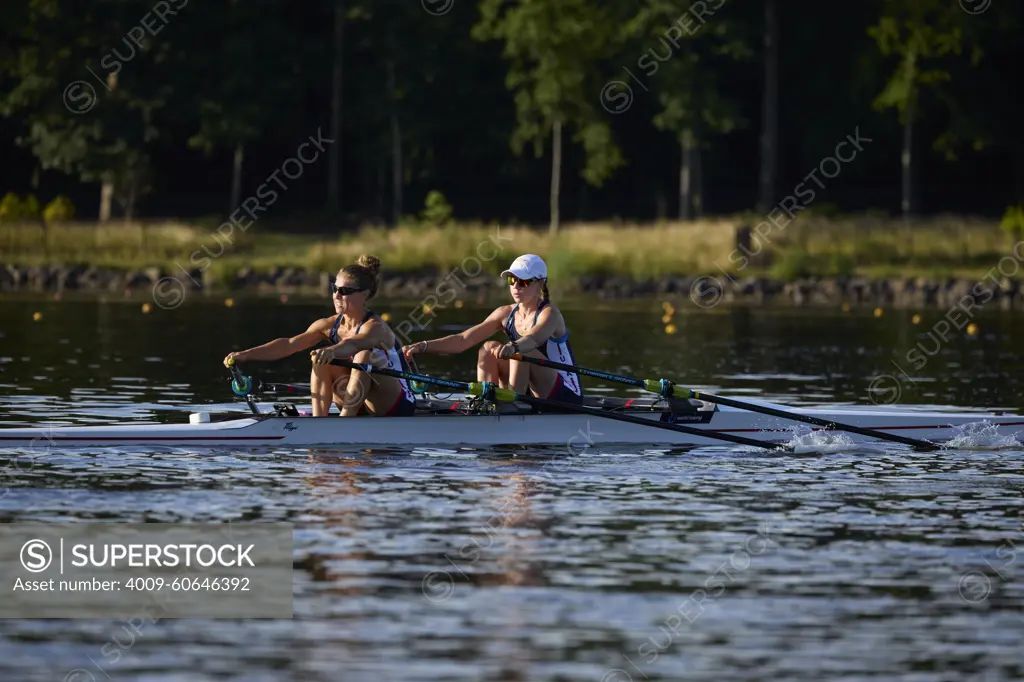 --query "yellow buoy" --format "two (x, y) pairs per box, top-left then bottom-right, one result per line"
(141, 303), (152, 314)
(32, 312), (43, 321)
(966, 323), (978, 336)
(661, 301), (672, 311)
(380, 312), (391, 321)
(664, 323), (677, 335)
(224, 298), (234, 308)
(841, 302), (850, 313)
(454, 300), (464, 308)
(661, 313), (673, 324)
(422, 305), (433, 315)
(873, 307), (884, 318)
(911, 314), (921, 325)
